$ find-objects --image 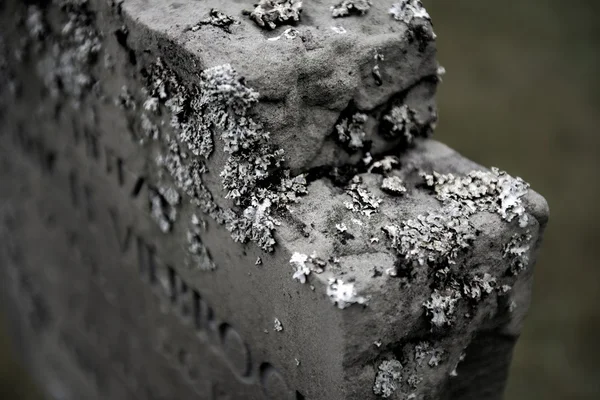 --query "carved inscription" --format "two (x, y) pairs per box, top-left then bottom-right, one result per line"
(5, 123), (57, 175)
(2, 122), (304, 399)
(108, 208), (301, 399)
